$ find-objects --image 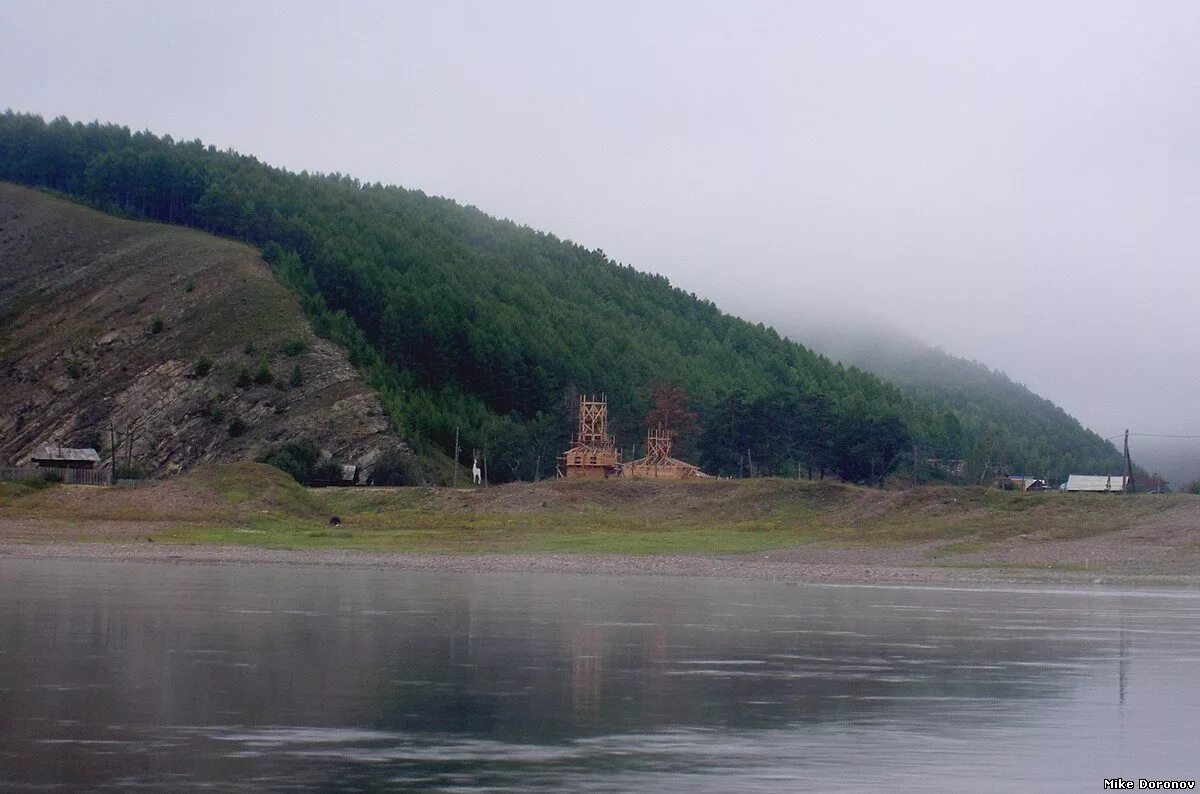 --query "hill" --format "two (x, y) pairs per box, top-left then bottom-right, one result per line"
(781, 318), (1126, 483)
(0, 183), (421, 480)
(0, 112), (1122, 484)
